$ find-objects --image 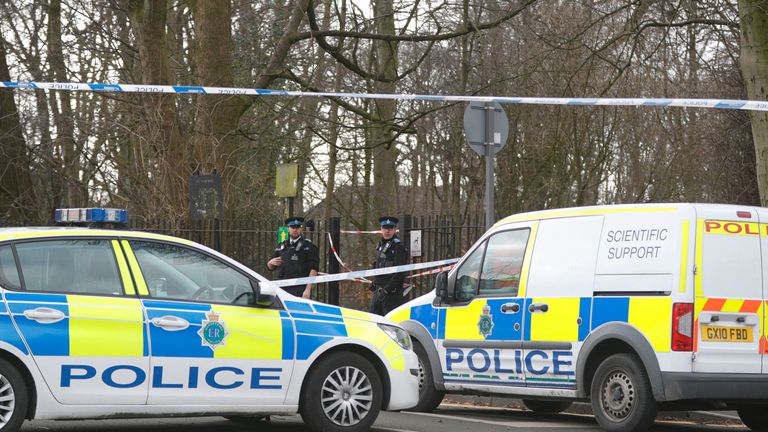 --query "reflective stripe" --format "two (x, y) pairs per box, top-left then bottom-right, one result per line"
(211, 305), (283, 360)
(695, 219), (704, 298)
(495, 206), (676, 226)
(67, 295), (144, 356)
(517, 221), (538, 298)
(0, 230), (195, 245)
(112, 240), (135, 295)
(628, 297), (671, 352)
(121, 240), (149, 295)
(528, 297), (580, 342)
(444, 300), (486, 341)
(387, 307), (410, 324)
(678, 220), (690, 293)
(342, 308), (405, 371)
